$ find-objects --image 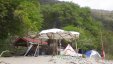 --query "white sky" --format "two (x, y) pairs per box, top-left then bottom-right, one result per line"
(59, 0), (113, 11)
